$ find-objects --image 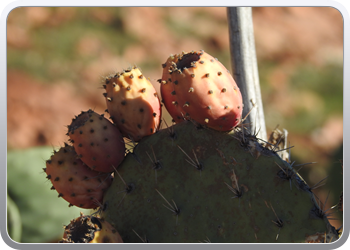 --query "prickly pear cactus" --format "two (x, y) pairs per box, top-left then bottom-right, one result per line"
(101, 121), (338, 243)
(42, 49), (340, 244)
